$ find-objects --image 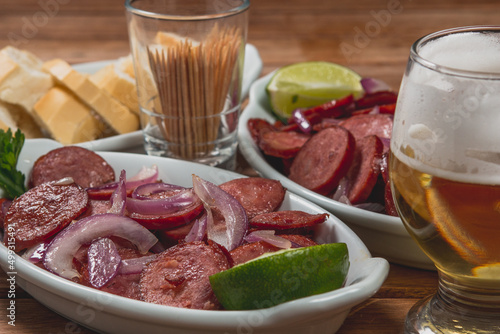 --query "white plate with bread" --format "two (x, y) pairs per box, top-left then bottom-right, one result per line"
(0, 44), (262, 153)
